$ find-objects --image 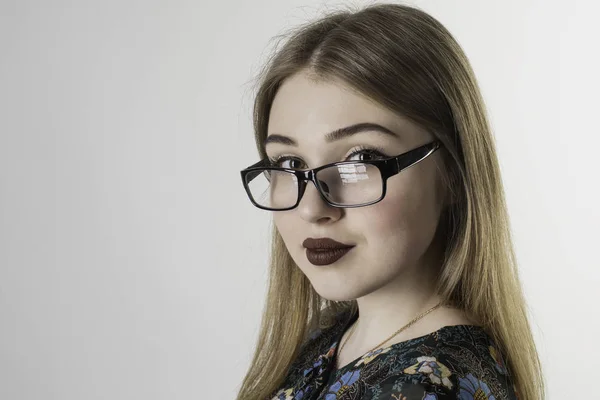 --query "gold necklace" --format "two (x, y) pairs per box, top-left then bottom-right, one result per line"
(337, 302), (443, 364)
